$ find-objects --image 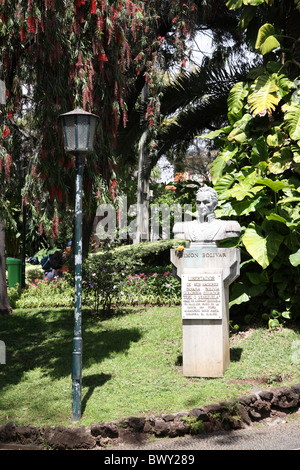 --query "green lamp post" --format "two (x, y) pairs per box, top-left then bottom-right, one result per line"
(59, 108), (99, 421)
